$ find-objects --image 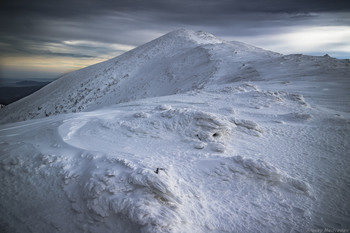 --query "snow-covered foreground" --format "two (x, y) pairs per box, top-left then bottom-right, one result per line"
(1, 30), (350, 232)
